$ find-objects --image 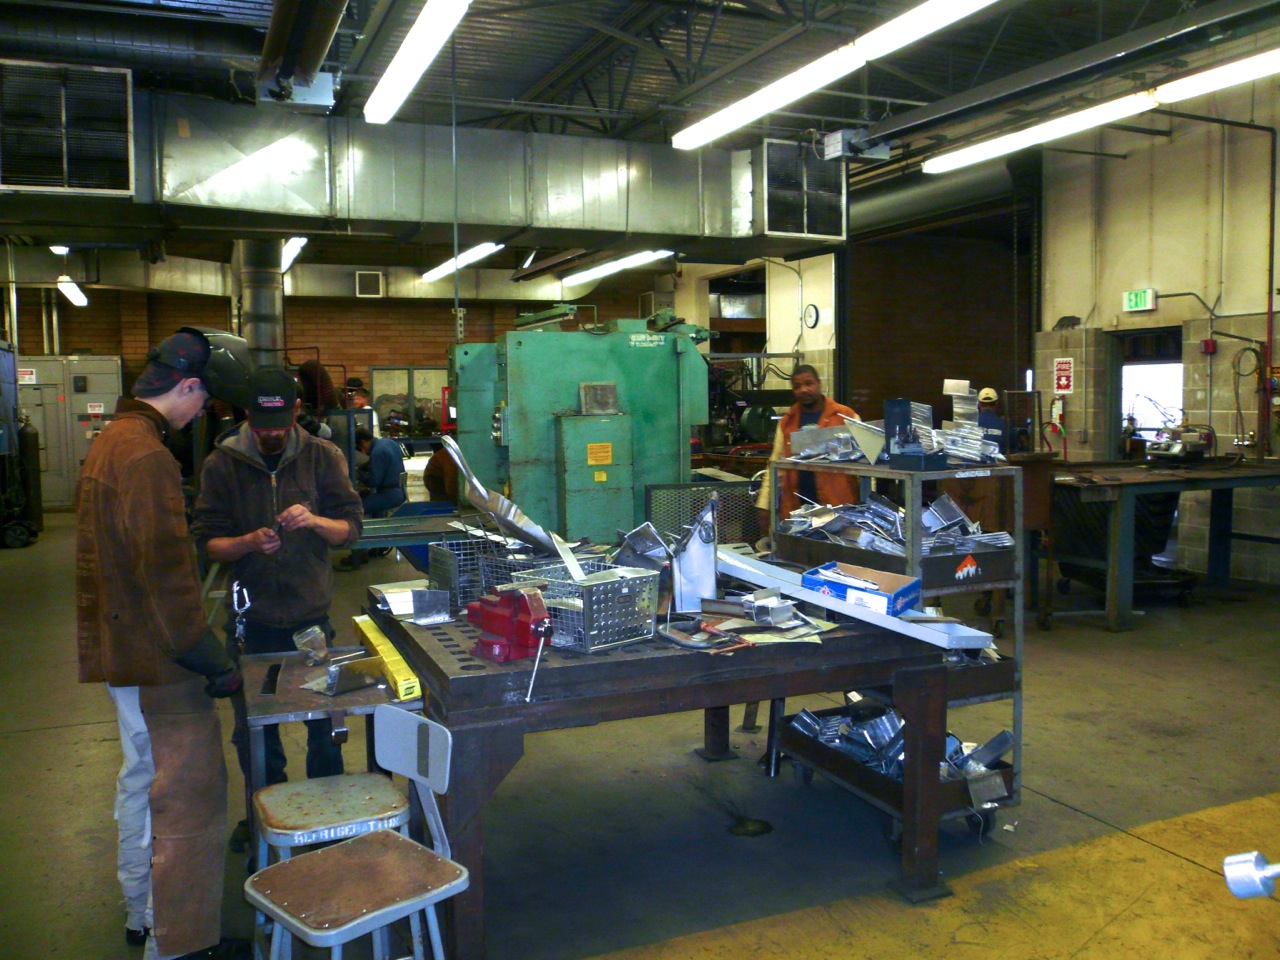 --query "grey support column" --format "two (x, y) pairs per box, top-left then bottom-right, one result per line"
(235, 239), (284, 369)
